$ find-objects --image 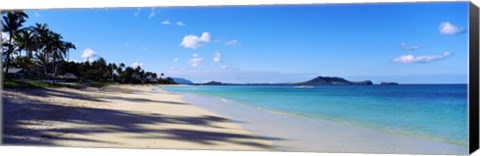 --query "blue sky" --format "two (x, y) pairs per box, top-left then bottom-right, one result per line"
(23, 2), (469, 83)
